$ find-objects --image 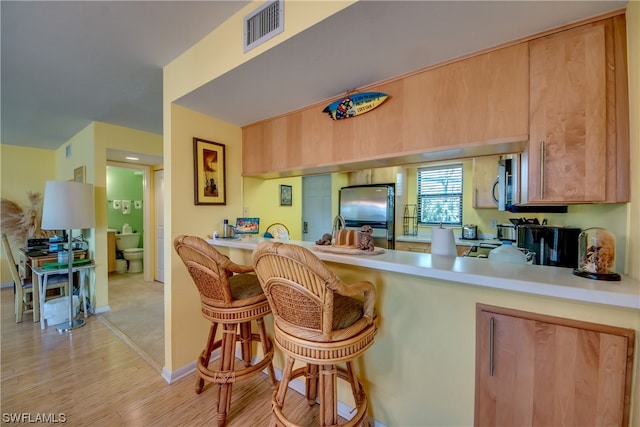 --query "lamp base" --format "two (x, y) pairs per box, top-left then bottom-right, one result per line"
(57, 318), (86, 332)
